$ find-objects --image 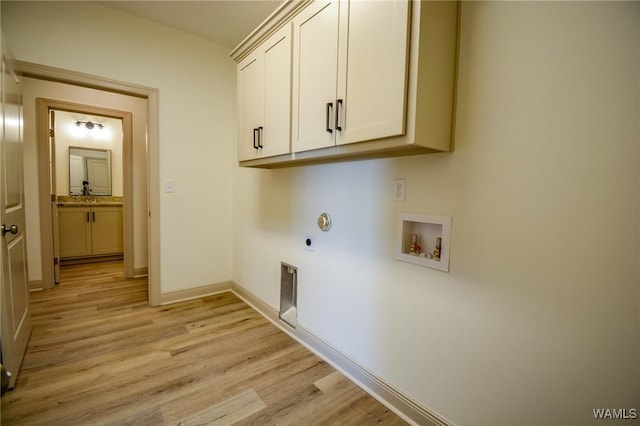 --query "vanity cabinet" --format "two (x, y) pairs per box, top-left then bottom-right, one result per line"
(292, 0), (409, 152)
(237, 23), (292, 161)
(58, 206), (123, 259)
(230, 0), (459, 168)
